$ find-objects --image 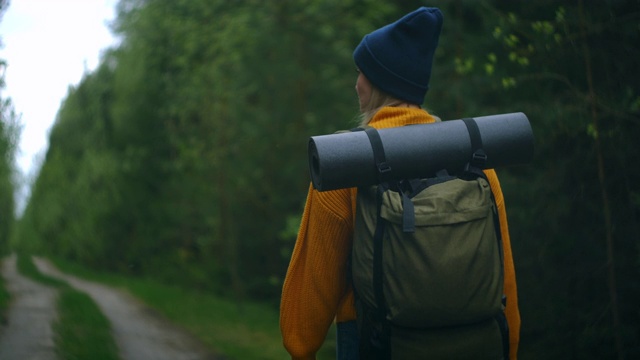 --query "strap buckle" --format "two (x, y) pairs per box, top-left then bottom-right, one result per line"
(377, 162), (392, 174)
(465, 149), (487, 172)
